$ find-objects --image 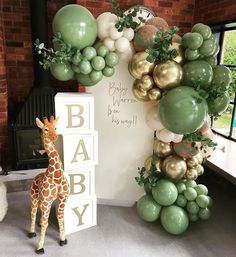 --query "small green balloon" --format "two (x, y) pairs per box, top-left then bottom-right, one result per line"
(204, 56), (217, 67)
(97, 45), (109, 57)
(102, 66), (115, 77)
(184, 32), (203, 50)
(192, 24), (212, 40)
(209, 34), (217, 43)
(199, 207), (211, 220)
(182, 32), (191, 48)
(89, 70), (103, 83)
(50, 62), (74, 81)
(176, 182), (187, 194)
(137, 195), (162, 222)
(212, 65), (232, 88)
(185, 48), (200, 61)
(175, 194), (187, 208)
(191, 23), (204, 32)
(91, 56), (106, 71)
(152, 179), (178, 206)
(195, 184), (208, 195)
(82, 46), (97, 61)
(208, 93), (230, 115)
(199, 39), (216, 57)
(76, 73), (96, 86)
(79, 59), (92, 74)
(196, 195), (210, 208)
(105, 52), (119, 67)
(184, 188), (197, 201)
(185, 180), (197, 188)
(186, 201), (200, 214)
(72, 52), (82, 65)
(161, 205), (189, 235)
(189, 213), (199, 222)
(212, 44), (220, 56)
(72, 64), (81, 73)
